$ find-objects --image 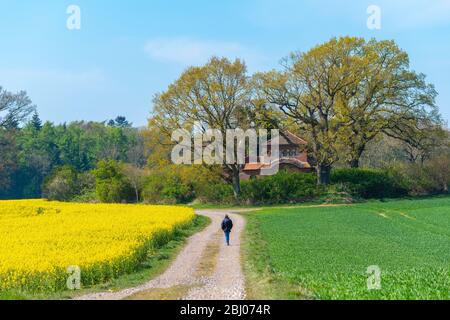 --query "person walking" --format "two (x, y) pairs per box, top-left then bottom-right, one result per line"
(221, 215), (233, 246)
